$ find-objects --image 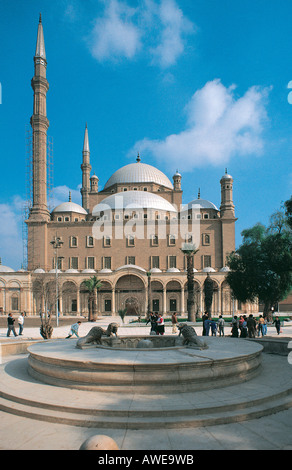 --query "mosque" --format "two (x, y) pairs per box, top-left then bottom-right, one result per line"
(0, 16), (259, 318)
